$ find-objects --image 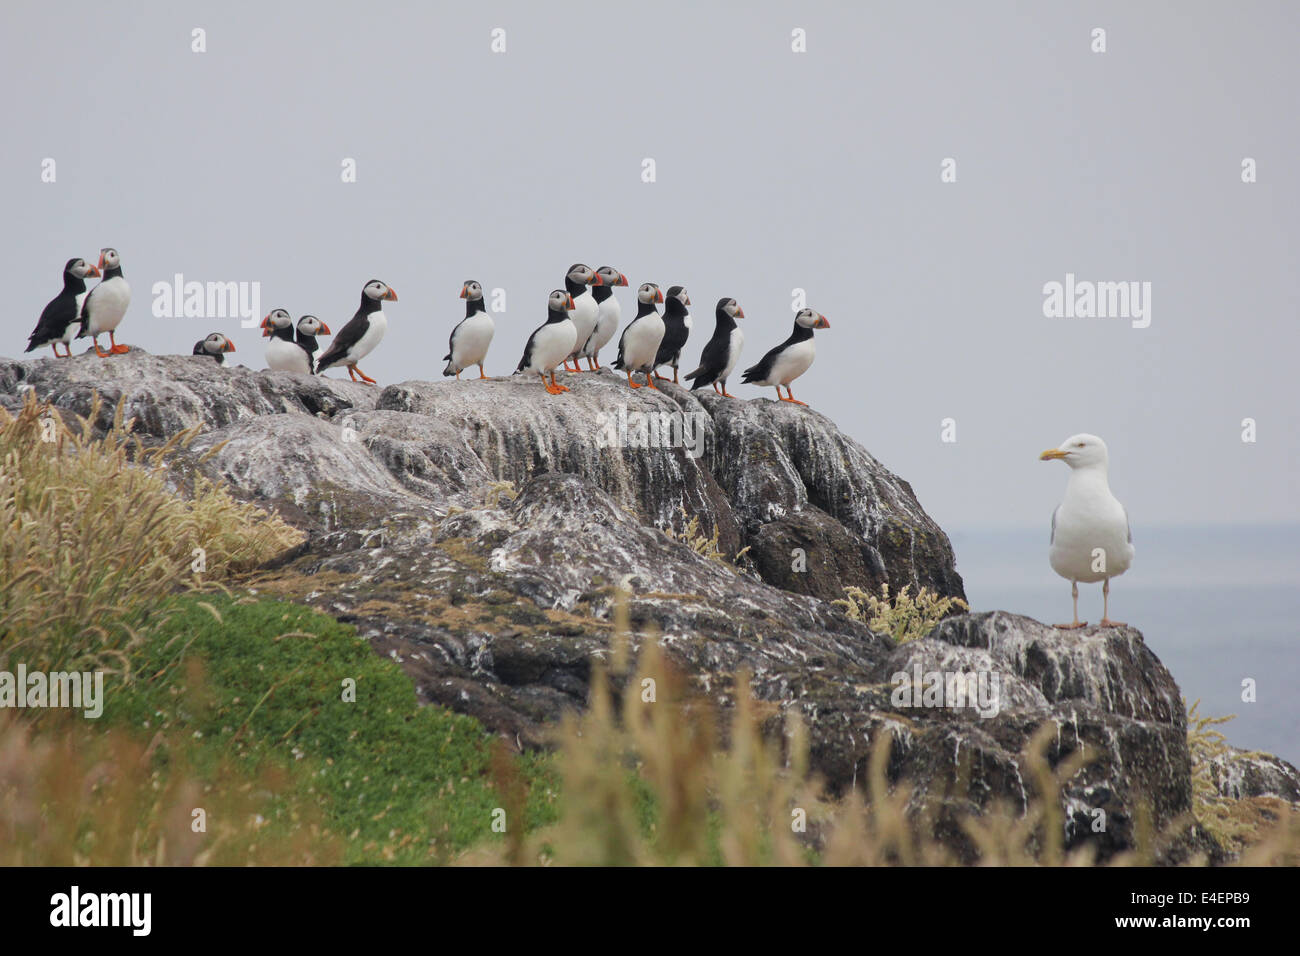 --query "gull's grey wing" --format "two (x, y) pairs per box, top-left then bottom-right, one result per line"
(1124, 505), (1132, 543)
(1050, 505), (1058, 545)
